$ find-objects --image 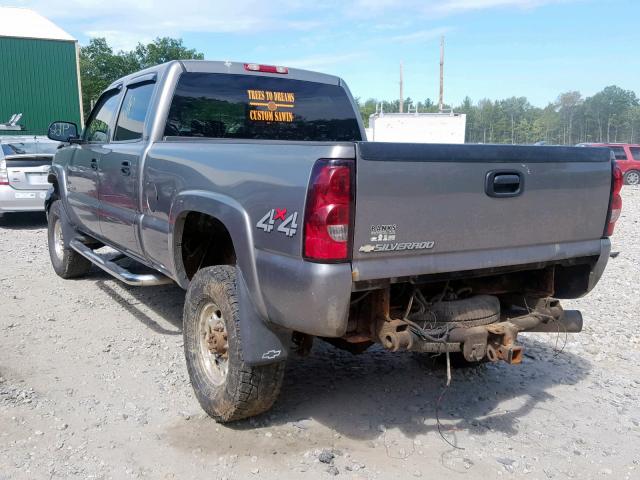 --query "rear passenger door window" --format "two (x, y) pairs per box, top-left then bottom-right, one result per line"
(610, 146), (628, 161)
(630, 147), (640, 161)
(114, 82), (155, 141)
